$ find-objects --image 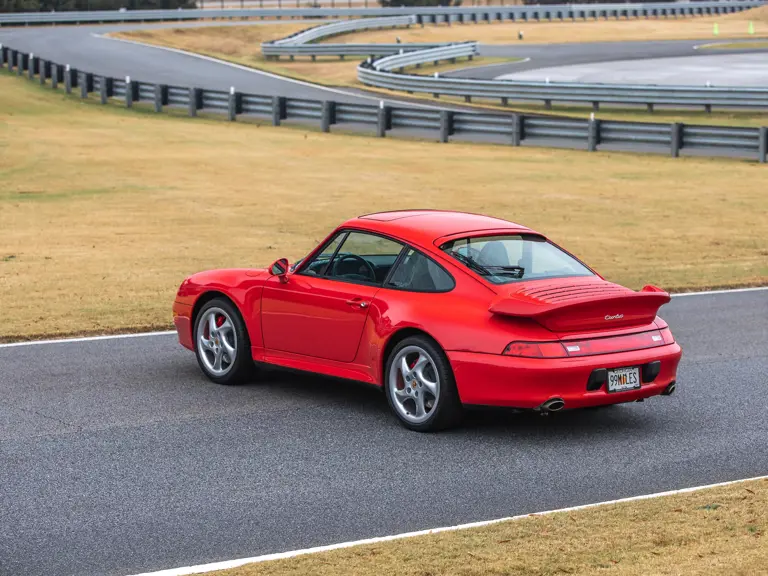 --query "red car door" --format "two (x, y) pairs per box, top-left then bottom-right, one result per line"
(260, 275), (379, 363)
